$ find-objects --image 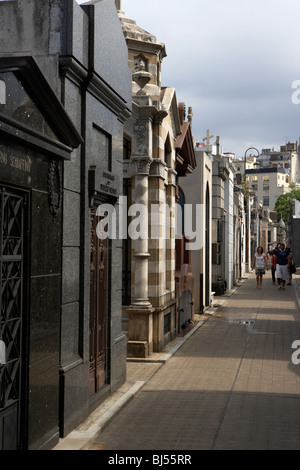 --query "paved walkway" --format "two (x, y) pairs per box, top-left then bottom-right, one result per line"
(54, 271), (300, 450)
